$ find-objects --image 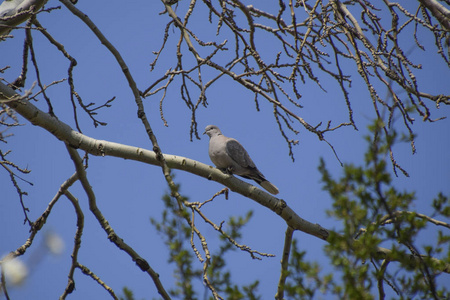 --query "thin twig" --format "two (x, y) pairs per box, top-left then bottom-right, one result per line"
(60, 190), (84, 299)
(275, 226), (294, 300)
